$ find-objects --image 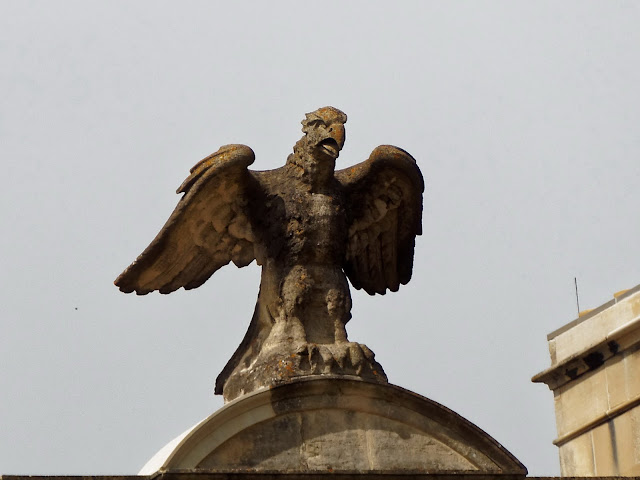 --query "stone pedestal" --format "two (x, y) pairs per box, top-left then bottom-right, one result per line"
(533, 284), (640, 475)
(140, 377), (525, 477)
